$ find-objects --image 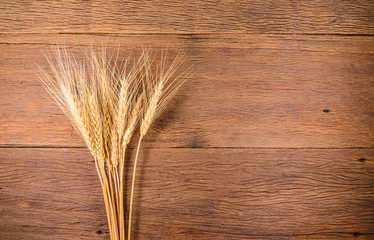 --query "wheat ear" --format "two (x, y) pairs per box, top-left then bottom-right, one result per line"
(40, 46), (121, 239)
